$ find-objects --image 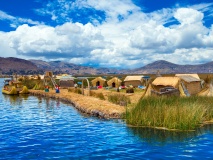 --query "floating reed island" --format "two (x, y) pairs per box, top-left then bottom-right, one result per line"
(25, 72), (213, 131)
(29, 89), (126, 119)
